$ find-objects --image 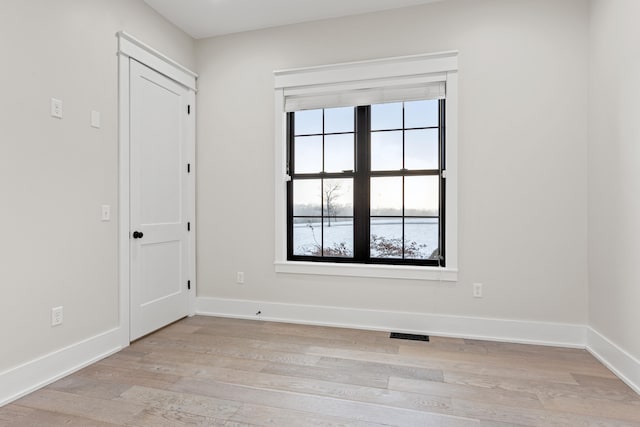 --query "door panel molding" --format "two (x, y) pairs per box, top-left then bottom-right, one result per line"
(130, 60), (189, 339)
(118, 32), (197, 346)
